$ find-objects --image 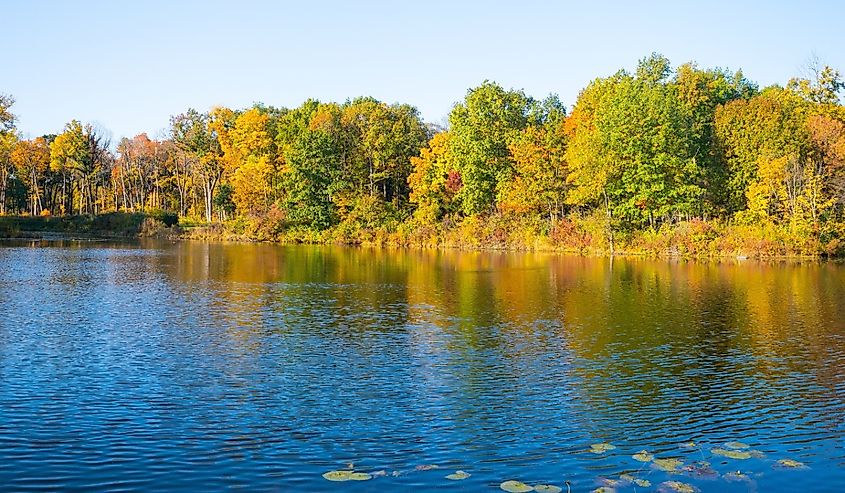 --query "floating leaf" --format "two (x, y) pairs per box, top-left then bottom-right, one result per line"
(446, 470), (471, 480)
(659, 481), (698, 493)
(653, 458), (683, 472)
(322, 470), (353, 481)
(632, 450), (655, 462)
(591, 488), (616, 493)
(416, 464), (439, 471)
(534, 485), (562, 493)
(634, 479), (652, 487)
(724, 471), (750, 482)
(711, 448), (751, 460)
(680, 461), (717, 479)
(349, 472), (372, 481)
(775, 459), (807, 469)
(724, 441), (750, 450)
(500, 480), (534, 492)
(590, 442), (617, 454)
(600, 478), (622, 487)
(619, 474), (635, 482)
